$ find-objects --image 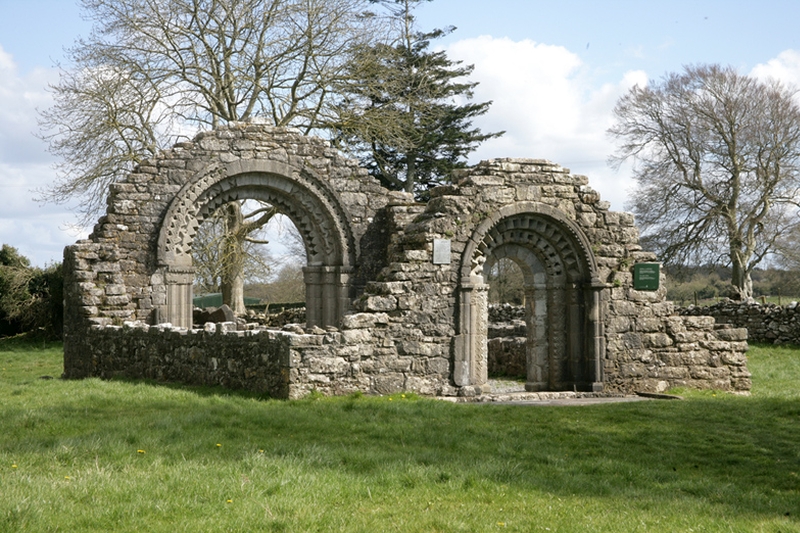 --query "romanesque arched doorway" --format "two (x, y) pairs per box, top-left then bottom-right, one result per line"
(156, 159), (356, 329)
(456, 202), (606, 393)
